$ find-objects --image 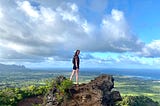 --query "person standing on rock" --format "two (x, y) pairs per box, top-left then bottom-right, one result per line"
(70, 50), (80, 85)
